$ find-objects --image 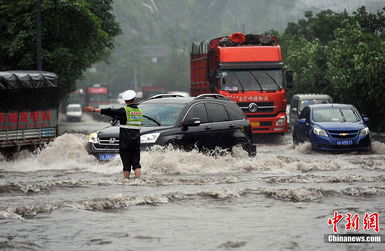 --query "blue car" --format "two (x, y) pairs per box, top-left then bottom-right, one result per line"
(292, 104), (371, 151)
